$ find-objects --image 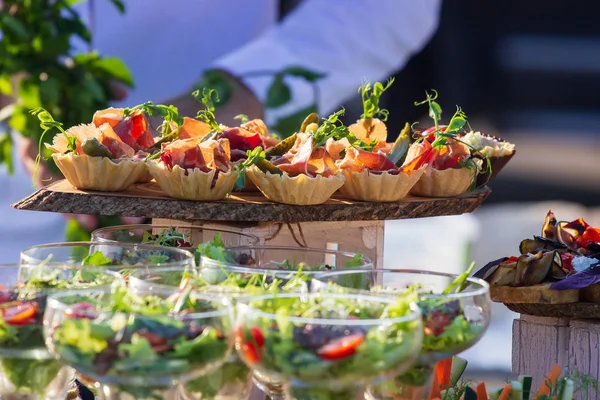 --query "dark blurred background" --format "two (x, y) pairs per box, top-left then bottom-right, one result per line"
(285, 0), (600, 207)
